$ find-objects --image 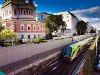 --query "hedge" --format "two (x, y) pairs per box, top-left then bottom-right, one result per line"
(83, 36), (98, 75)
